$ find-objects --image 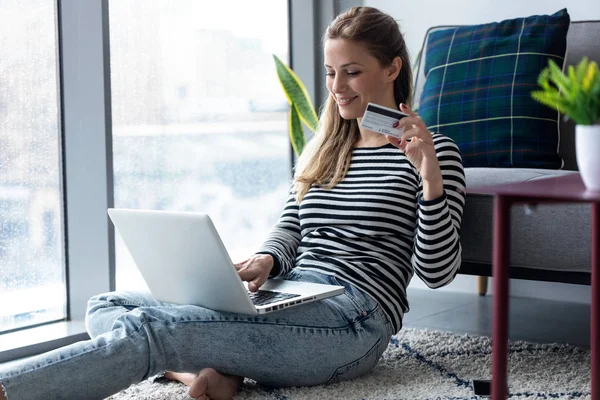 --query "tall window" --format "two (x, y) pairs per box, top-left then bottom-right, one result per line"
(0, 1), (66, 333)
(109, 0), (291, 290)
